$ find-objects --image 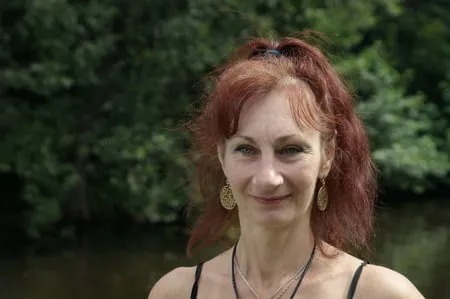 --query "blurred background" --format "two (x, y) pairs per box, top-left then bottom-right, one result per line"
(0, 0), (449, 298)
